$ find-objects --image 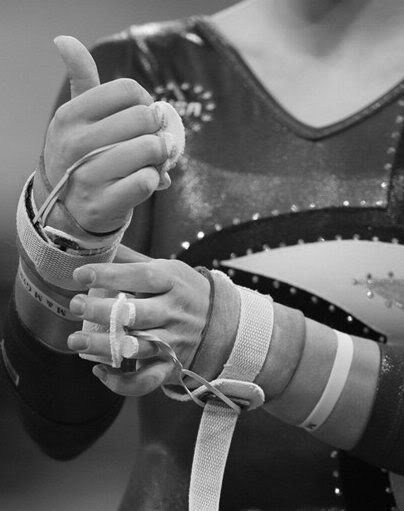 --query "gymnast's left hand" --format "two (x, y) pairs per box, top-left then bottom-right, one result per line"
(68, 258), (210, 396)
